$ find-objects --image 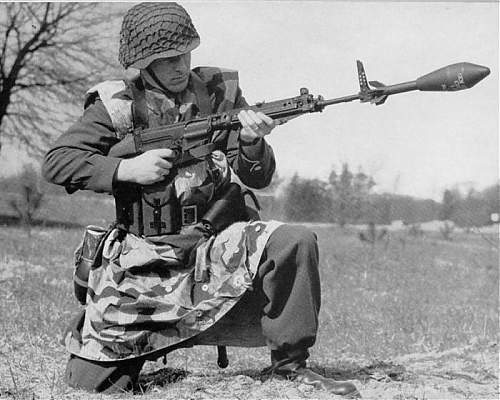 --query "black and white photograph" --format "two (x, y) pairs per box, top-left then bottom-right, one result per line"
(0, 1), (498, 399)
